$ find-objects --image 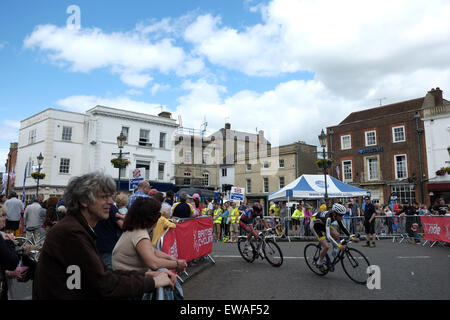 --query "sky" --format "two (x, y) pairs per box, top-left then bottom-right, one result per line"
(1, 0), (450, 172)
